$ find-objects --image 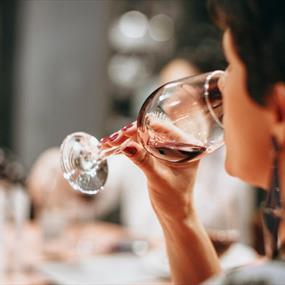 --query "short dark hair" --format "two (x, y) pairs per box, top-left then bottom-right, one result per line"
(208, 0), (285, 105)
